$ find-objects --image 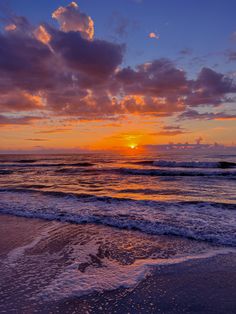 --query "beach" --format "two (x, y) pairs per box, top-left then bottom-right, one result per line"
(0, 152), (236, 313)
(1, 214), (235, 314)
